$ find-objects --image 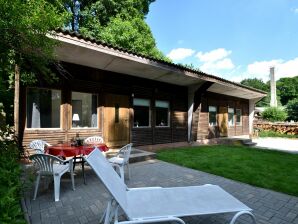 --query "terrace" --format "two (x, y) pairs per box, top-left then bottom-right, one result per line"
(22, 145), (298, 224)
